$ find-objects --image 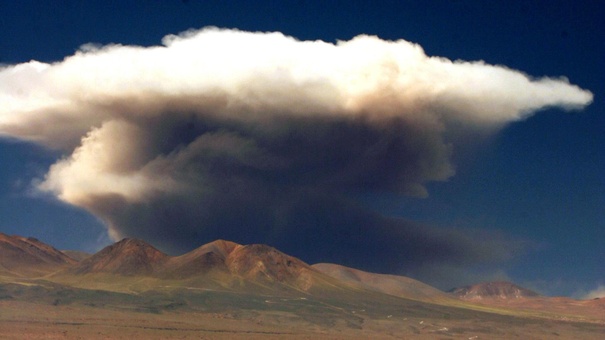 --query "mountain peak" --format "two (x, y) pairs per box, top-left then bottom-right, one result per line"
(158, 239), (241, 279)
(67, 237), (168, 276)
(449, 281), (539, 300)
(226, 244), (312, 285)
